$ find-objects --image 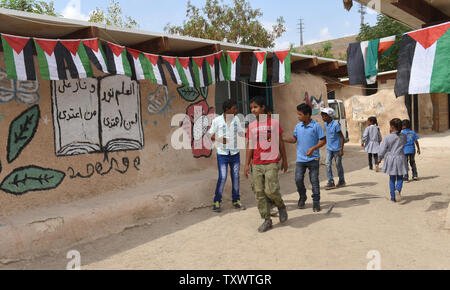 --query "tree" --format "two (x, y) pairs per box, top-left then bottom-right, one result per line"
(89, 0), (138, 29)
(357, 14), (412, 72)
(164, 0), (286, 48)
(0, 0), (58, 16)
(302, 41), (335, 59)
